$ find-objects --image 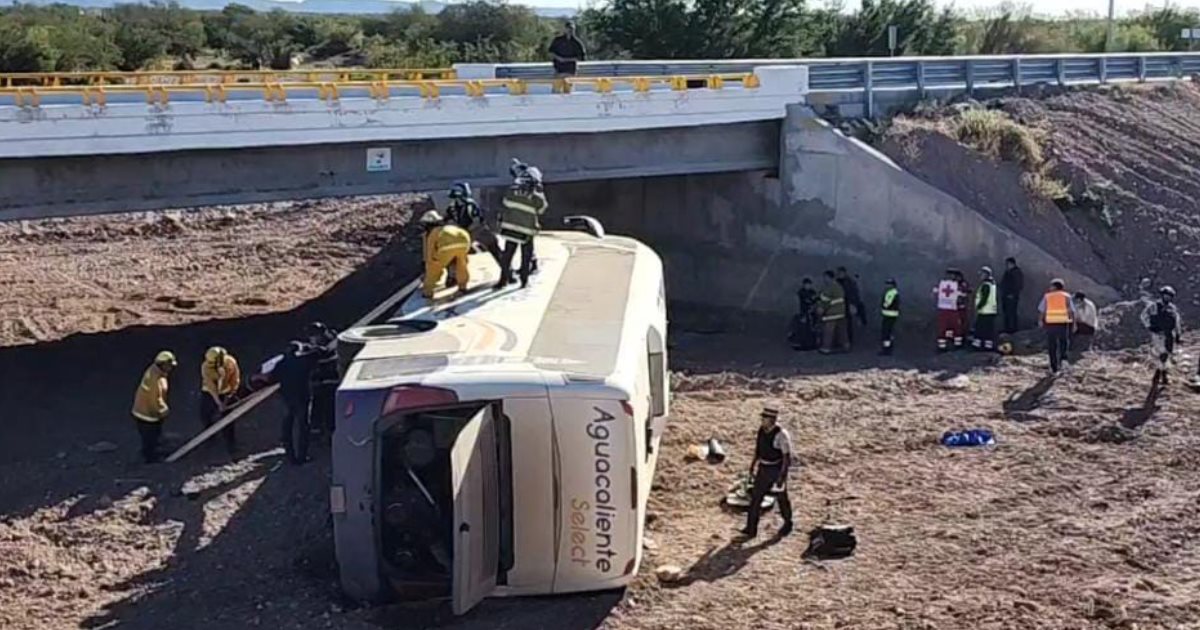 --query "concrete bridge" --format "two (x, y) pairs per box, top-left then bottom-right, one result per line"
(0, 56), (1140, 321)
